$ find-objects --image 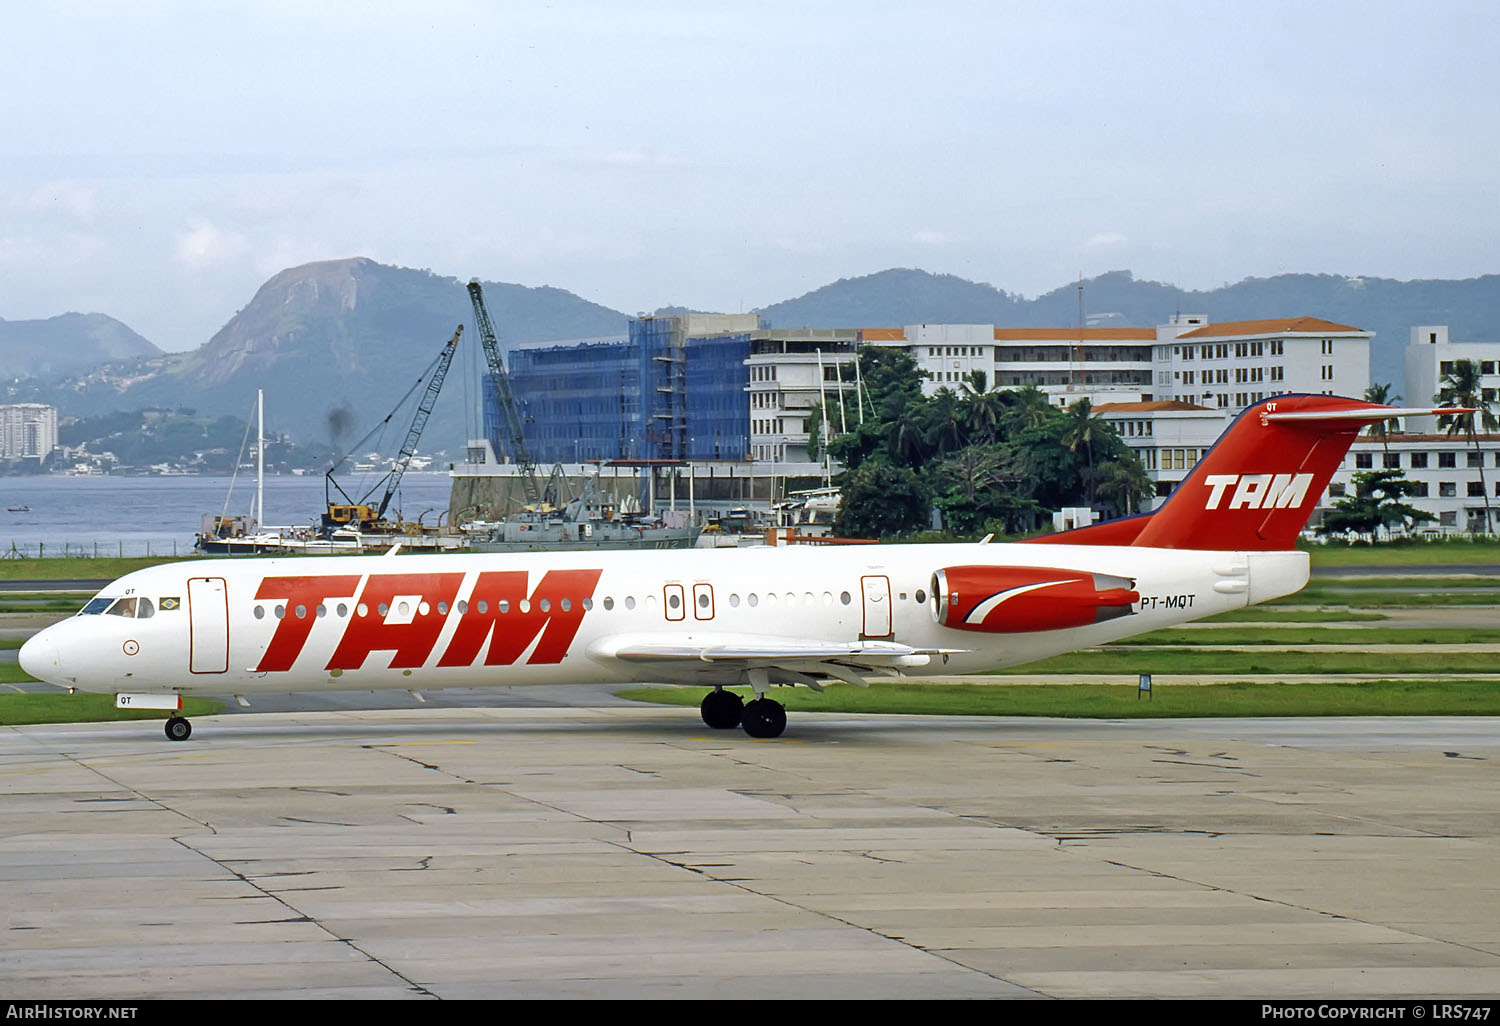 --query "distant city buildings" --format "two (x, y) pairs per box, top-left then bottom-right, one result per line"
(0, 403), (57, 464)
(467, 309), (1496, 534)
